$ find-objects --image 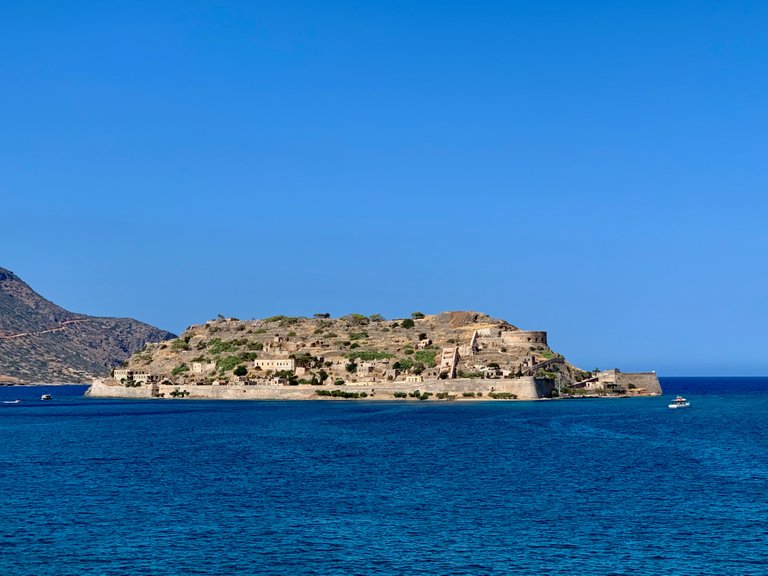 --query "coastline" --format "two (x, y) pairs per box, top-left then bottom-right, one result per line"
(87, 375), (662, 402)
